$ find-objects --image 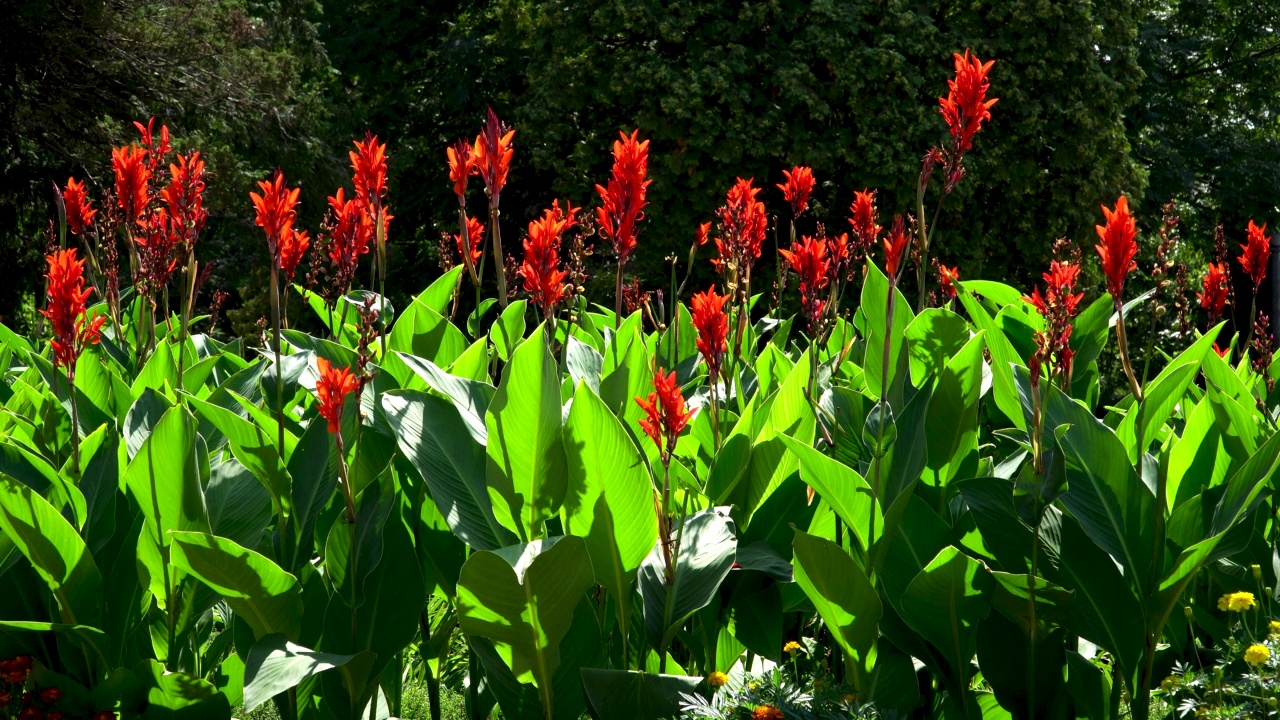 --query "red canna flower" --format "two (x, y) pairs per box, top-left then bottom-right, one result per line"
(39, 688), (61, 704)
(62, 178), (97, 235)
(1095, 196), (1138, 298)
(250, 172), (301, 260)
(777, 166), (815, 216)
(1239, 219), (1271, 293)
(939, 50), (998, 154)
(882, 216), (909, 279)
(780, 235), (830, 332)
(691, 285), (729, 380)
(695, 221), (711, 247)
(41, 249), (104, 375)
(322, 188), (374, 294)
(1023, 260), (1084, 317)
(1213, 342), (1230, 359)
(521, 200), (577, 316)
(1198, 261), (1230, 322)
(635, 368), (696, 461)
(134, 117), (171, 172)
(714, 178), (769, 273)
(134, 208), (181, 297)
(848, 189), (881, 255)
(160, 152), (207, 244)
(595, 129), (651, 264)
(937, 263), (960, 300)
(112, 145), (150, 224)
(826, 232), (850, 281)
(475, 109), (515, 205)
(456, 215), (485, 268)
(446, 139), (475, 205)
(350, 134), (388, 207)
(1024, 259), (1083, 384)
(315, 357), (360, 434)
(278, 225), (310, 282)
